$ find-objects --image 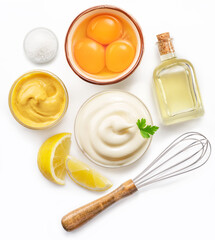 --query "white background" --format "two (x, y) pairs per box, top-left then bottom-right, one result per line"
(0, 0), (214, 239)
